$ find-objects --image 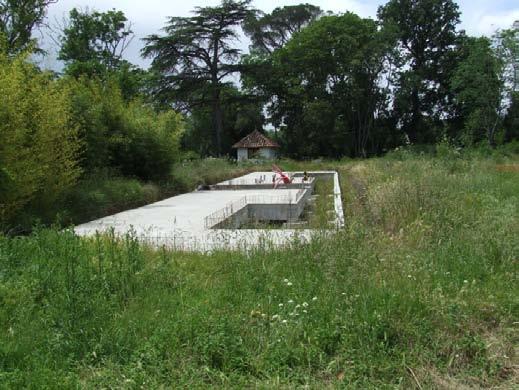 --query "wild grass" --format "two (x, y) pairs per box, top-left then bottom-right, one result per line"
(305, 178), (335, 229)
(0, 150), (518, 387)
